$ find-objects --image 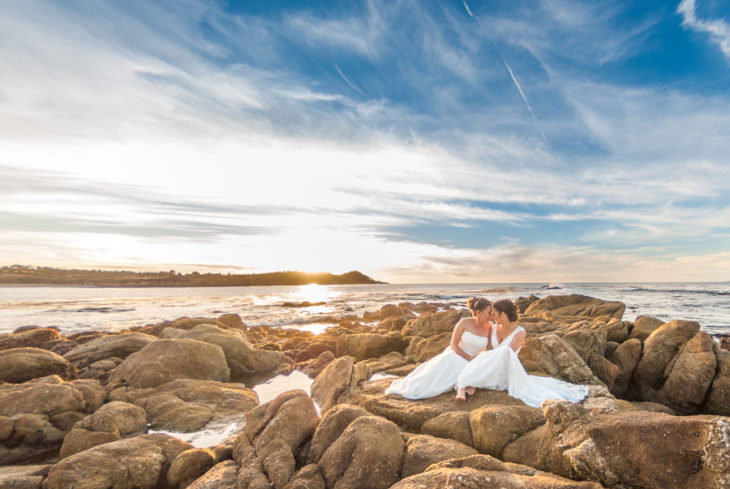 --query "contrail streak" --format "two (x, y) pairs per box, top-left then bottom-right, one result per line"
(334, 61), (364, 96)
(462, 0), (474, 17)
(503, 61), (550, 148)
